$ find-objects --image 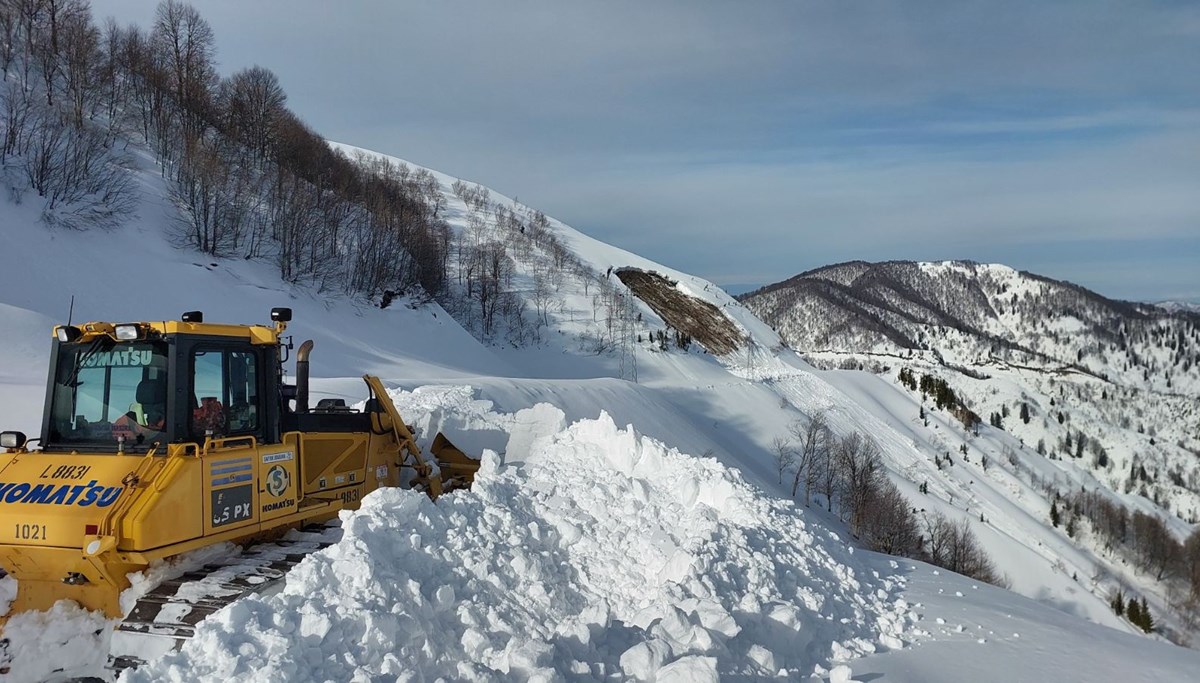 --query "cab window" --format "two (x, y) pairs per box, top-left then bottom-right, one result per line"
(191, 348), (259, 439)
(47, 341), (168, 449)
